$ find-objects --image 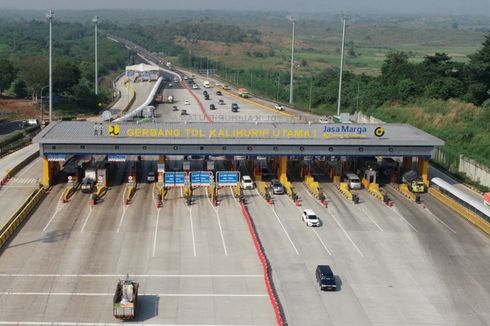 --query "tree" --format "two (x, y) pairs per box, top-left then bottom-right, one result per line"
(18, 56), (48, 101)
(381, 52), (412, 85)
(0, 59), (15, 94)
(467, 34), (490, 104)
(53, 60), (81, 94)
